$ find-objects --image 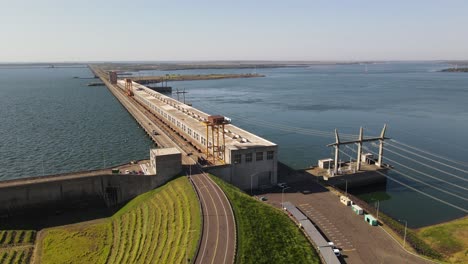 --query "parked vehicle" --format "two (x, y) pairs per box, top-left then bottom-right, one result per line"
(340, 195), (352, 206)
(277, 182), (287, 188)
(352, 204), (364, 215)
